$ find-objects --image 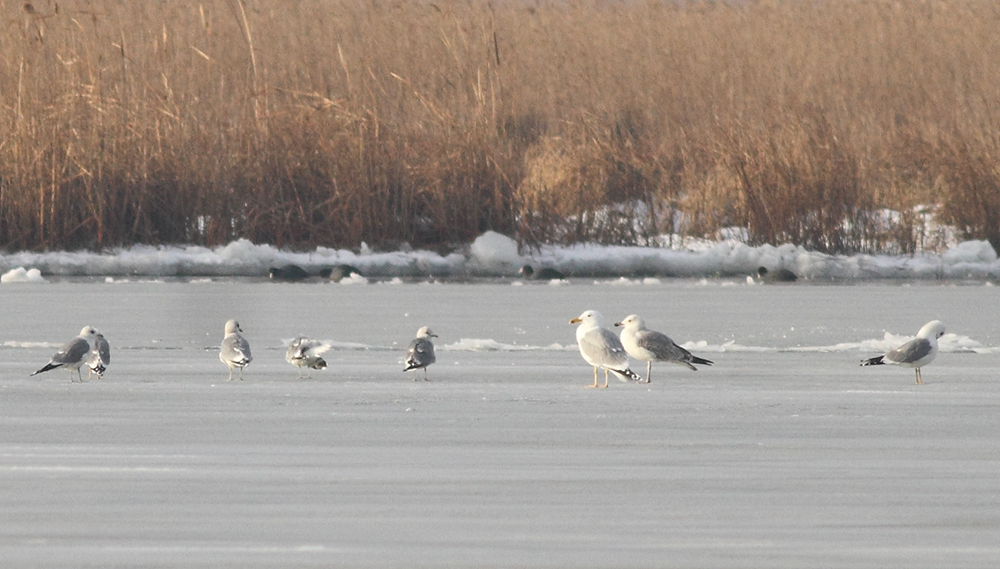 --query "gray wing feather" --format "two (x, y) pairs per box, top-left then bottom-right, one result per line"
(406, 338), (436, 368)
(89, 336), (111, 367)
(286, 338), (310, 362)
(285, 341), (301, 363)
(885, 338), (932, 364)
(581, 328), (629, 369)
(222, 334), (252, 365)
(636, 330), (690, 362)
(55, 338), (92, 365)
(287, 338), (328, 369)
(300, 339), (329, 358)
